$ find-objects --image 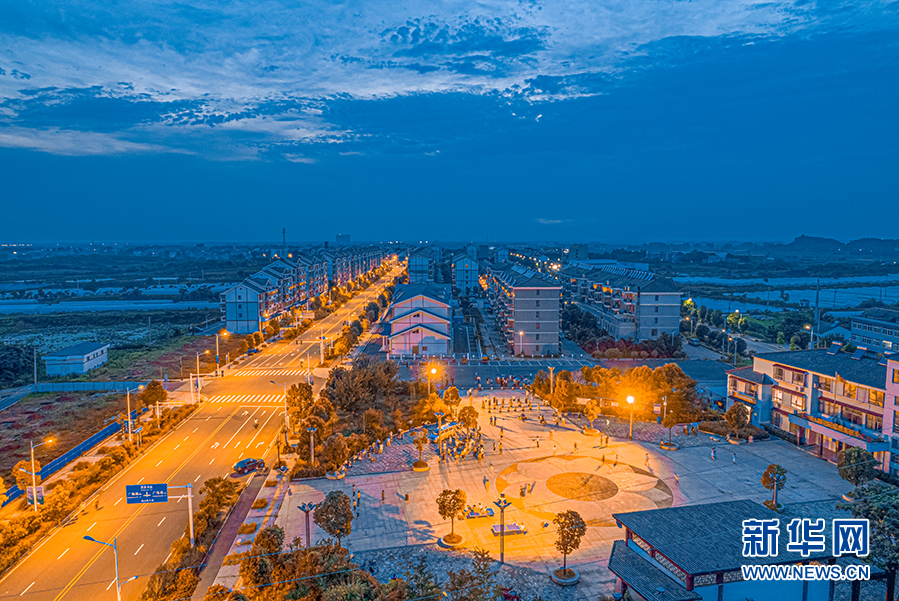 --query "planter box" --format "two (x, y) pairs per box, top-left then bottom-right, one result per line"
(551, 568), (579, 587)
